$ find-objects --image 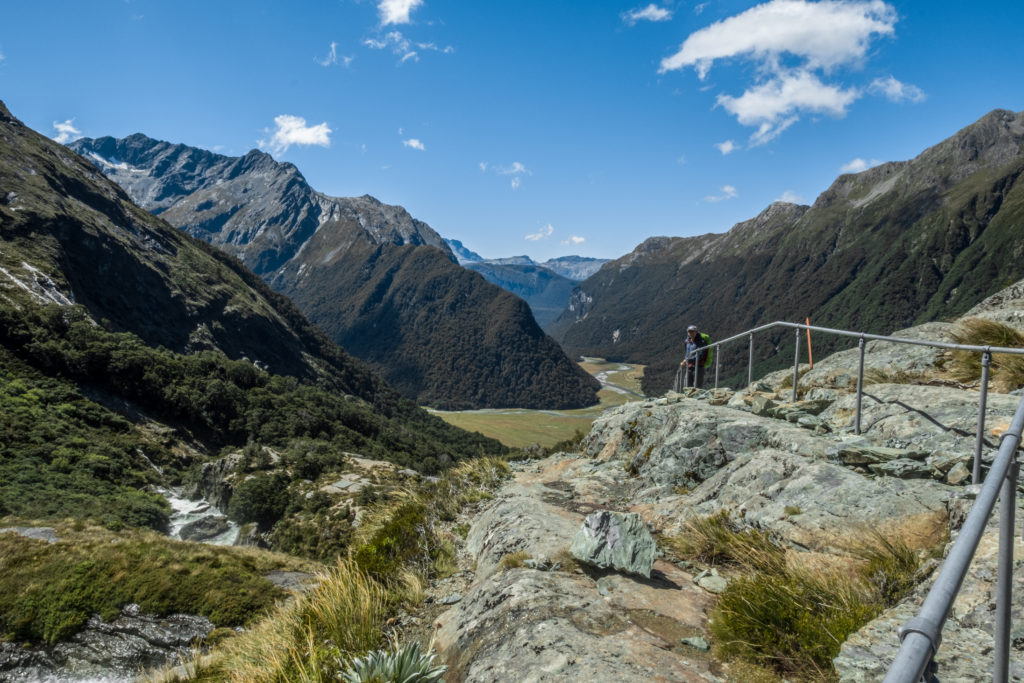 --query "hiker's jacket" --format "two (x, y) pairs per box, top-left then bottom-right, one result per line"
(685, 333), (713, 368)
